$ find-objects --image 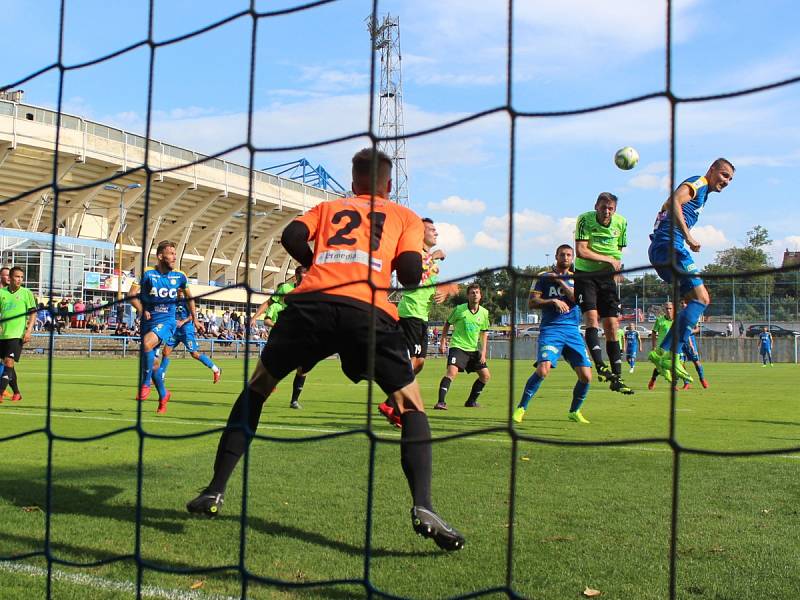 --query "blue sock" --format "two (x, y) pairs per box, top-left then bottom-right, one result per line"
(198, 354), (215, 369)
(519, 372), (543, 410)
(152, 356), (169, 398)
(661, 300), (707, 352)
(628, 357), (635, 368)
(694, 361), (705, 380)
(0, 364), (5, 380)
(157, 356), (171, 380)
(141, 350), (155, 388)
(569, 381), (590, 413)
